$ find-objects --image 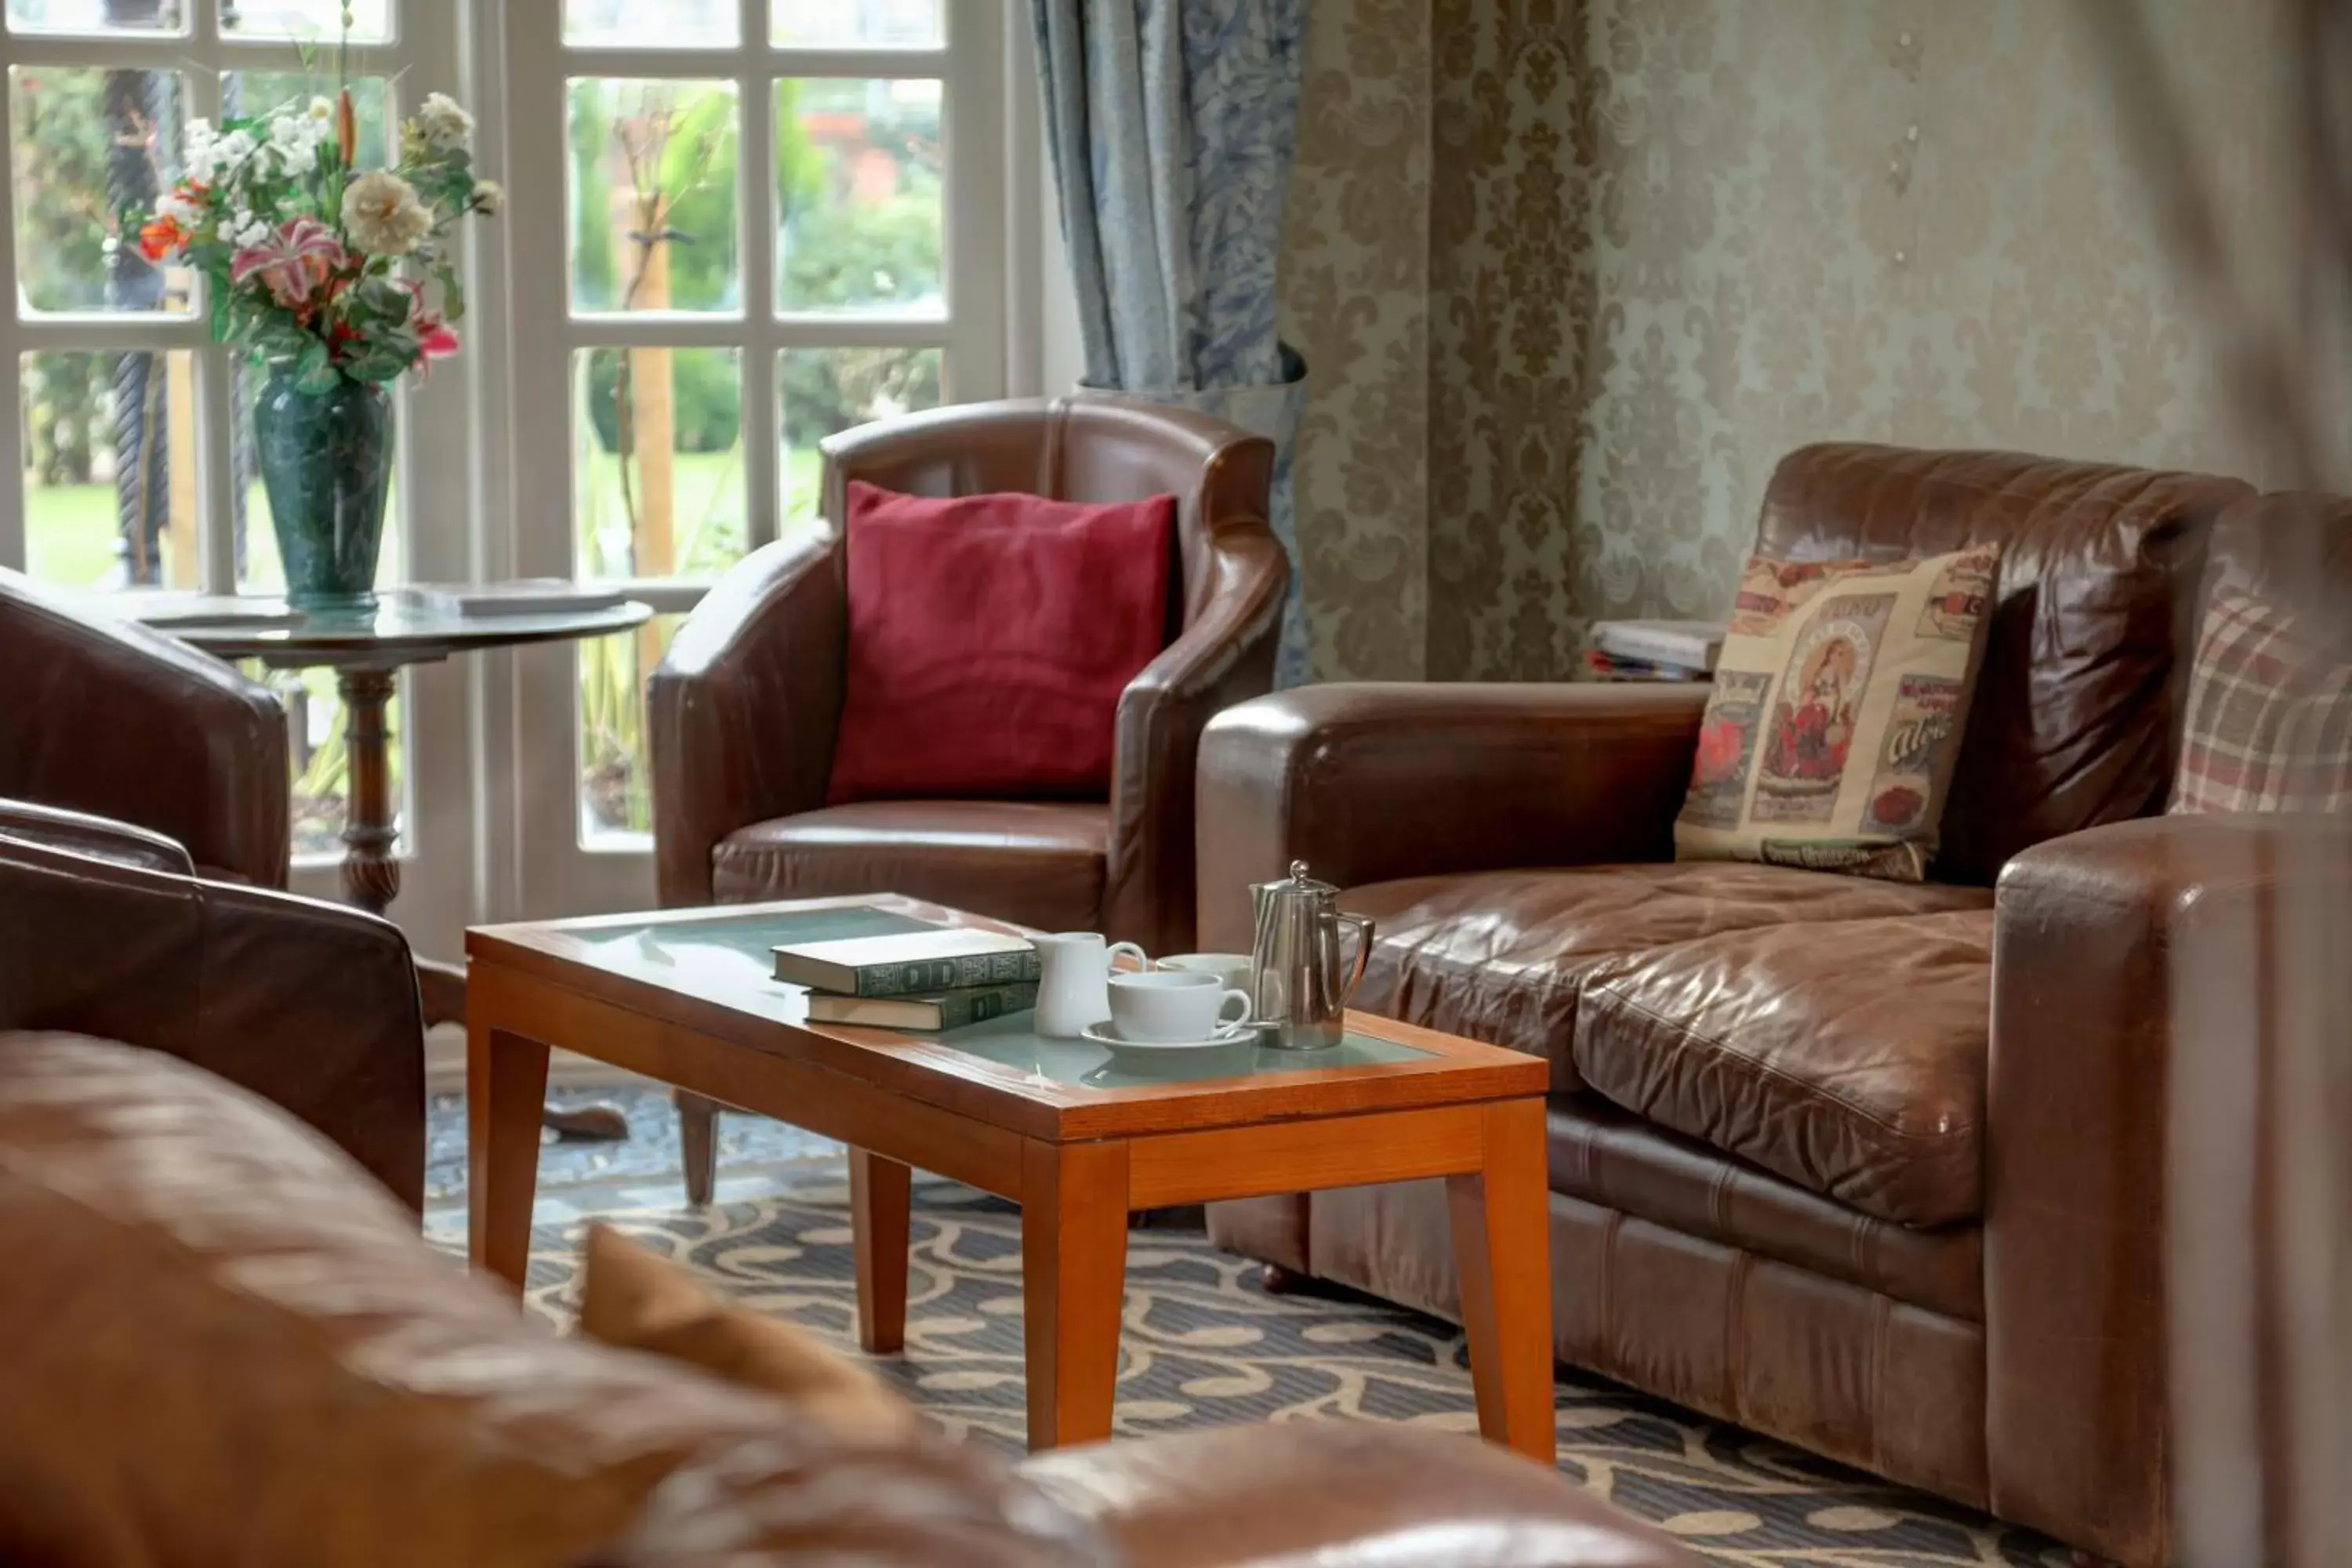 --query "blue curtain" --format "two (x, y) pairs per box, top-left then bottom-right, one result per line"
(1033, 0), (1312, 686)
